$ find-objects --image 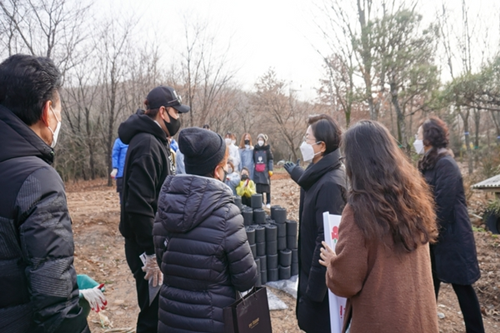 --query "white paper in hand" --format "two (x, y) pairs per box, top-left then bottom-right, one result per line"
(323, 212), (347, 333)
